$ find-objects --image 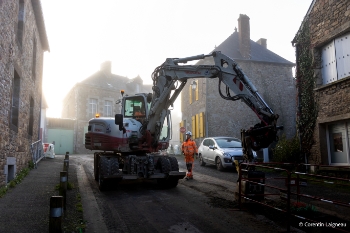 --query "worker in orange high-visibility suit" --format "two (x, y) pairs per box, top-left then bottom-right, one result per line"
(181, 131), (198, 180)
